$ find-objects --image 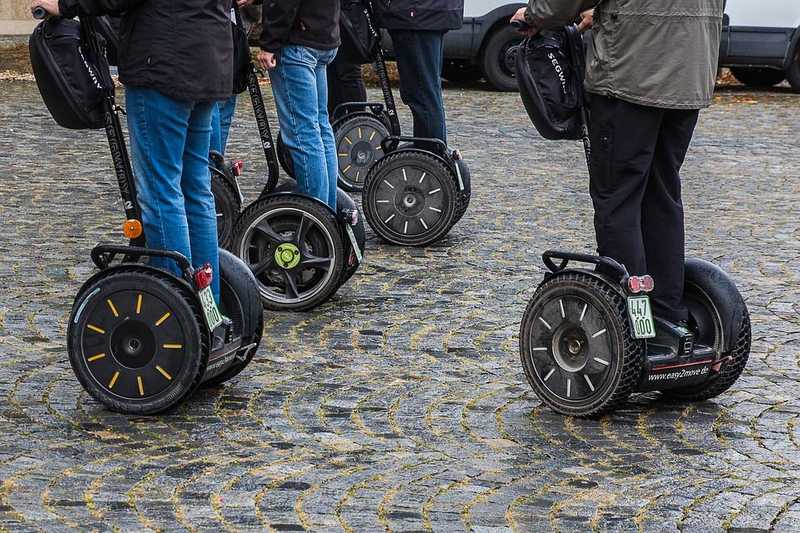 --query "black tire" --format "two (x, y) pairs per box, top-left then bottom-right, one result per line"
(480, 25), (523, 92)
(786, 45), (800, 92)
(201, 249), (264, 387)
(67, 267), (208, 415)
(729, 67), (785, 88)
(334, 113), (389, 192)
(442, 61), (481, 83)
(453, 157), (471, 224)
(211, 171), (241, 250)
(363, 150), (458, 246)
(276, 131), (295, 178)
(520, 271), (643, 418)
(232, 194), (345, 311)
